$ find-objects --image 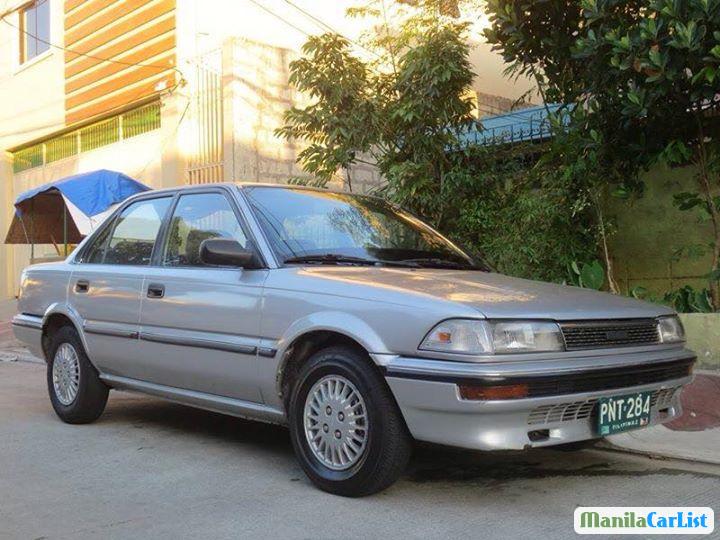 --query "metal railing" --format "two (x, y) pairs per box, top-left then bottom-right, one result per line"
(79, 117), (120, 152)
(186, 50), (224, 185)
(457, 116), (555, 149)
(12, 101), (161, 173)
